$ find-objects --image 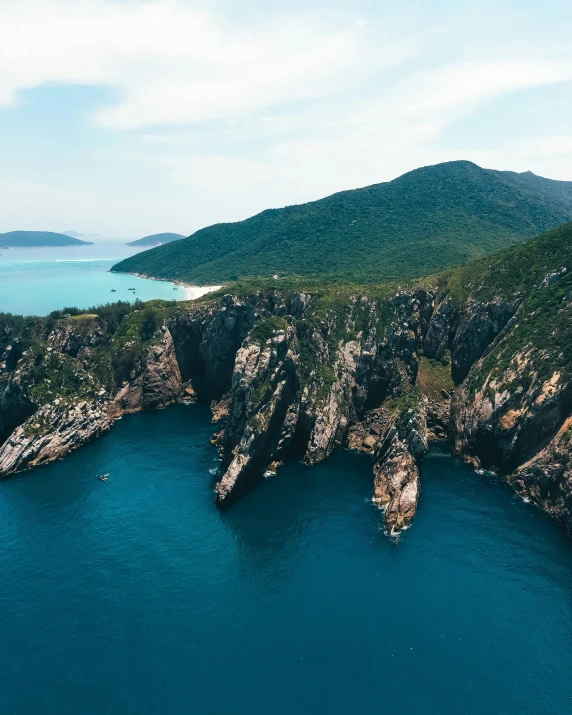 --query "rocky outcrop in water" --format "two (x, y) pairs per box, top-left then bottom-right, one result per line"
(2, 220), (572, 539)
(0, 323), (184, 477)
(0, 282), (536, 534)
(0, 399), (110, 474)
(508, 417), (572, 536)
(370, 400), (428, 532)
(0, 288), (441, 532)
(206, 288), (435, 528)
(214, 325), (299, 504)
